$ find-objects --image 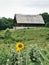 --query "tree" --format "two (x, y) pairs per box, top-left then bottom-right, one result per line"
(0, 17), (13, 30)
(40, 12), (49, 27)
